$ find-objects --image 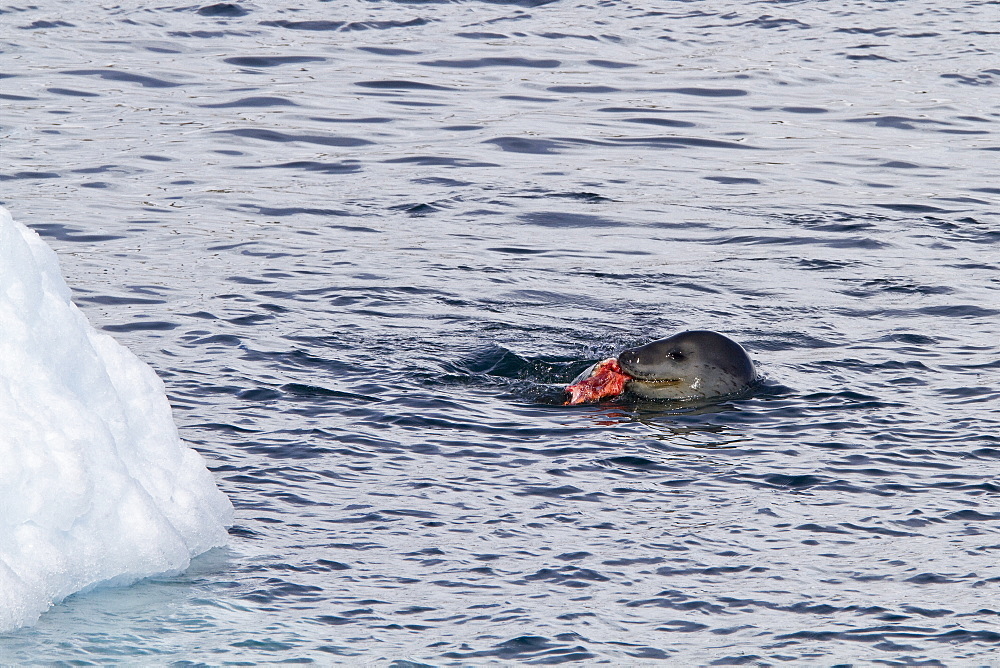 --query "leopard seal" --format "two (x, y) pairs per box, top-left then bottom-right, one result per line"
(615, 330), (757, 400)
